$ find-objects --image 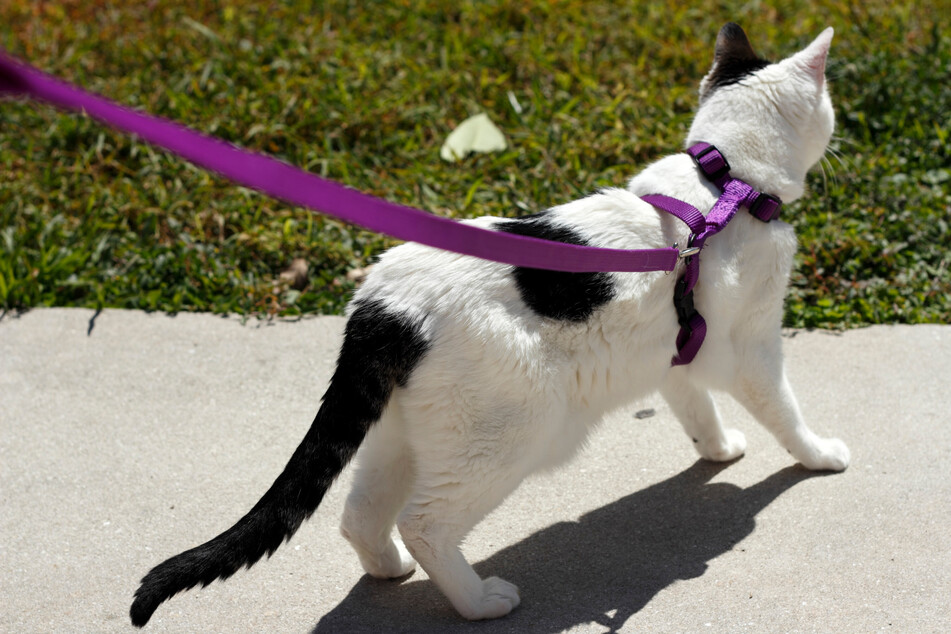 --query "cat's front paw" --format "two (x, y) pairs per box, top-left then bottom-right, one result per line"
(697, 428), (747, 462)
(797, 436), (850, 472)
(459, 577), (521, 620)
